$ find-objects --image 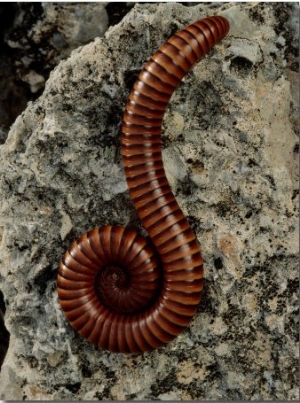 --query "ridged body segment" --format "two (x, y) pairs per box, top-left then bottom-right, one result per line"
(57, 16), (230, 353)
